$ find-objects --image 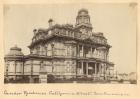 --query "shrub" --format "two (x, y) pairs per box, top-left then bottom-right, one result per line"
(47, 74), (55, 83)
(130, 80), (137, 84)
(118, 79), (124, 83)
